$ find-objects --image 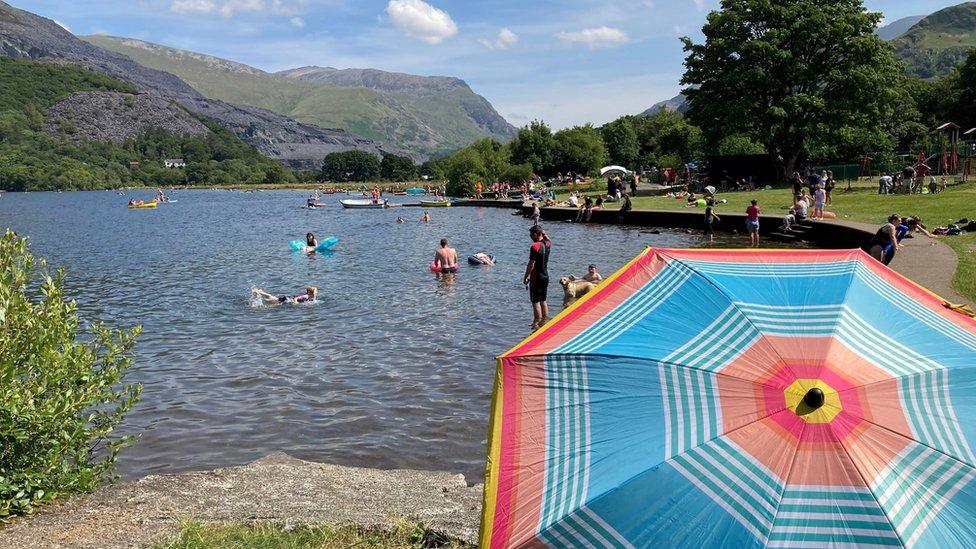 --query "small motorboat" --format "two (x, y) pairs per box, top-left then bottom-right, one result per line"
(340, 198), (388, 209)
(127, 201), (158, 209)
(420, 200), (451, 207)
